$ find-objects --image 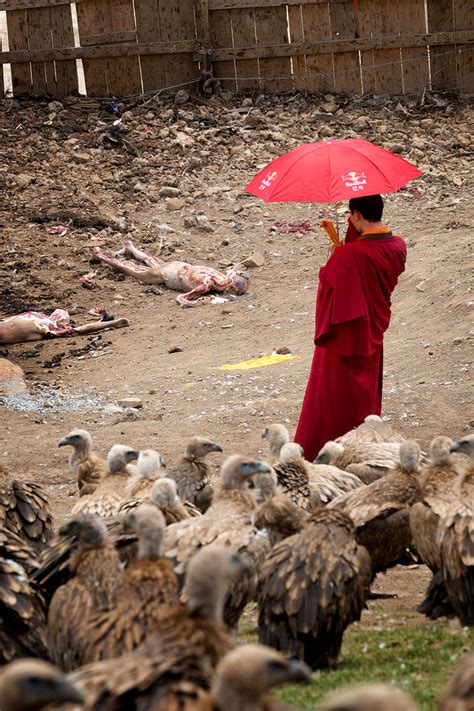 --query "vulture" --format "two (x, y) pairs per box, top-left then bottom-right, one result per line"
(262, 423), (290, 464)
(68, 546), (245, 709)
(254, 492), (309, 543)
(163, 455), (272, 627)
(0, 526), (49, 664)
(70, 444), (139, 517)
(336, 414), (406, 446)
(439, 652), (474, 711)
(316, 439), (403, 484)
(0, 461), (53, 554)
(58, 428), (107, 493)
(167, 436), (223, 512)
(258, 508), (371, 670)
(124, 448), (167, 498)
(318, 683), (418, 711)
(272, 443), (322, 512)
(120, 476), (201, 523)
(437, 435), (474, 626)
(47, 513), (123, 671)
(250, 468), (279, 505)
(328, 441), (422, 576)
(0, 659), (85, 711)
(409, 436), (460, 619)
(82, 504), (178, 663)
